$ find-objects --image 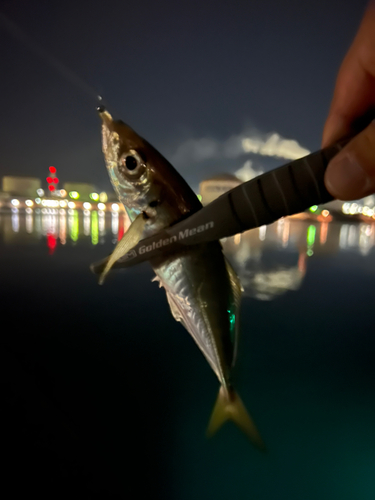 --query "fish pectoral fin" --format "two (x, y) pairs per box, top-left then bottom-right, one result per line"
(98, 213), (147, 285)
(207, 386), (266, 451)
(90, 256), (110, 275)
